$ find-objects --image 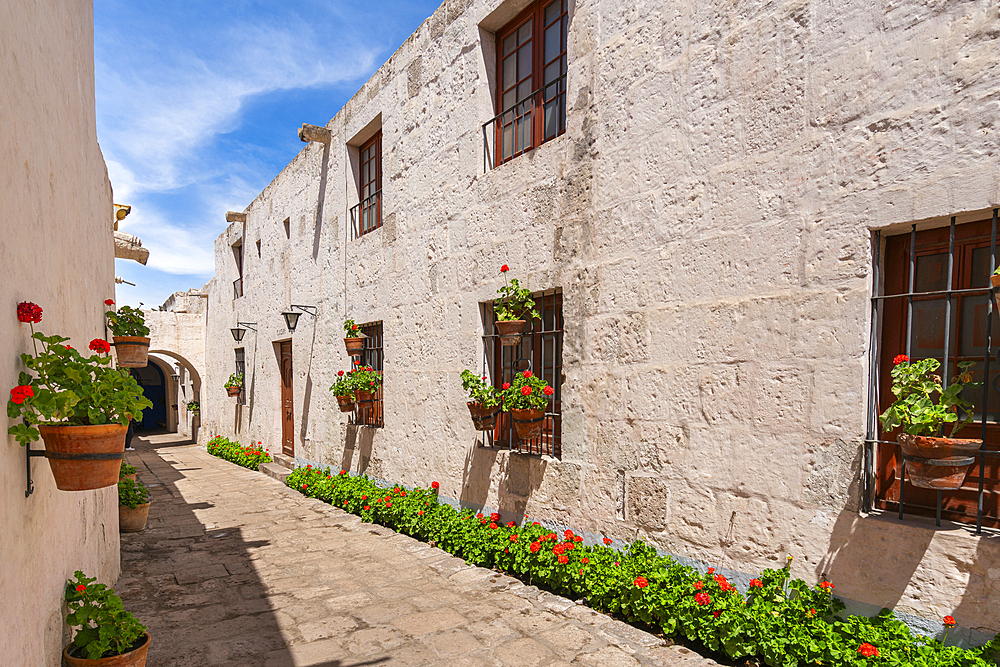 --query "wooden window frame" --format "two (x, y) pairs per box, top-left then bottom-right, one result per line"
(357, 132), (382, 237)
(493, 0), (568, 167)
(875, 217), (1000, 526)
